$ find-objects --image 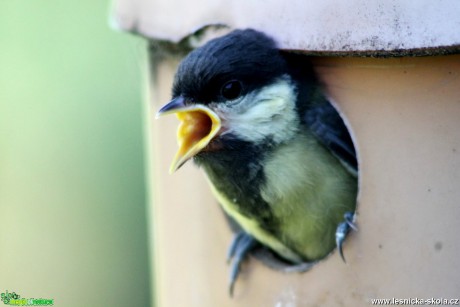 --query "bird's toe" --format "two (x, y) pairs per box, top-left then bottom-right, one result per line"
(335, 212), (357, 263)
(227, 232), (259, 297)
